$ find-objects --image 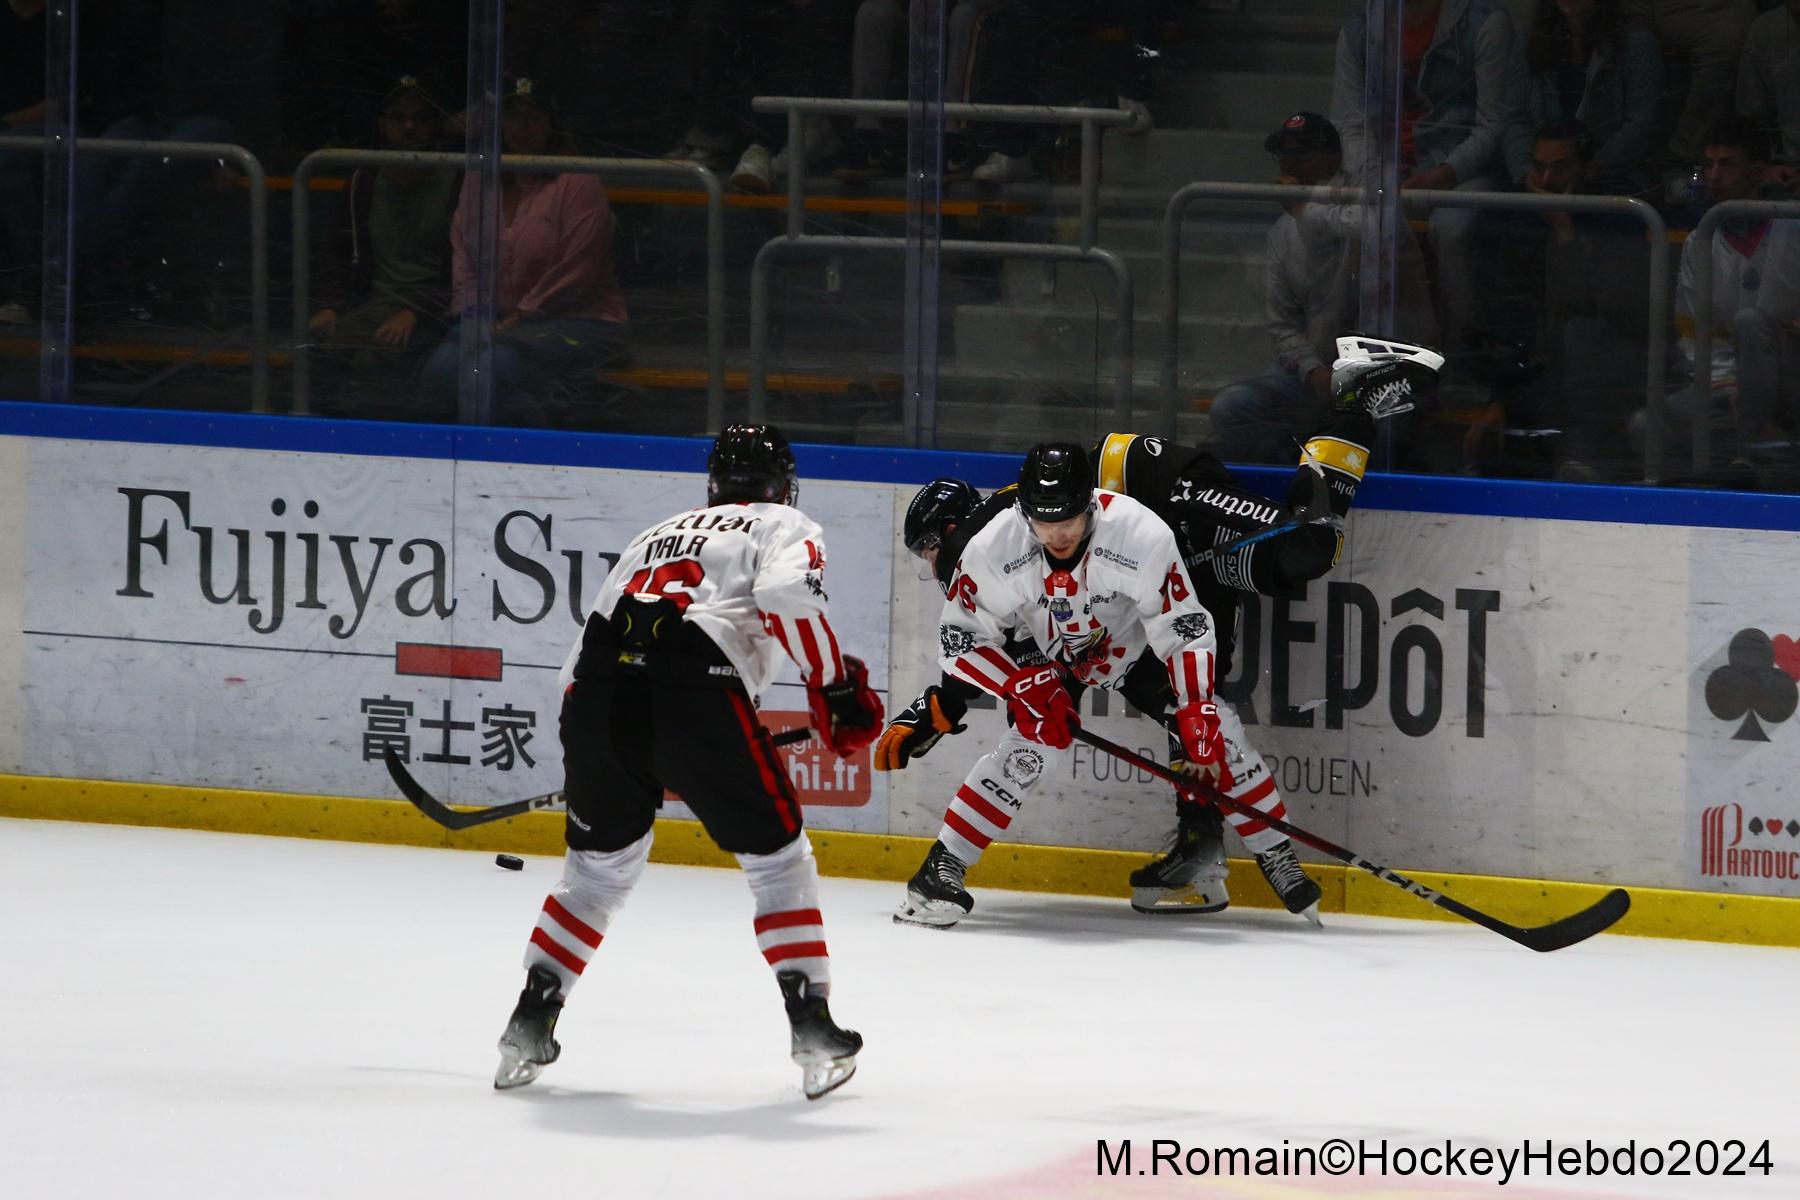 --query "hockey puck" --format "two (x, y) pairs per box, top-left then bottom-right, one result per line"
(495, 853), (525, 871)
